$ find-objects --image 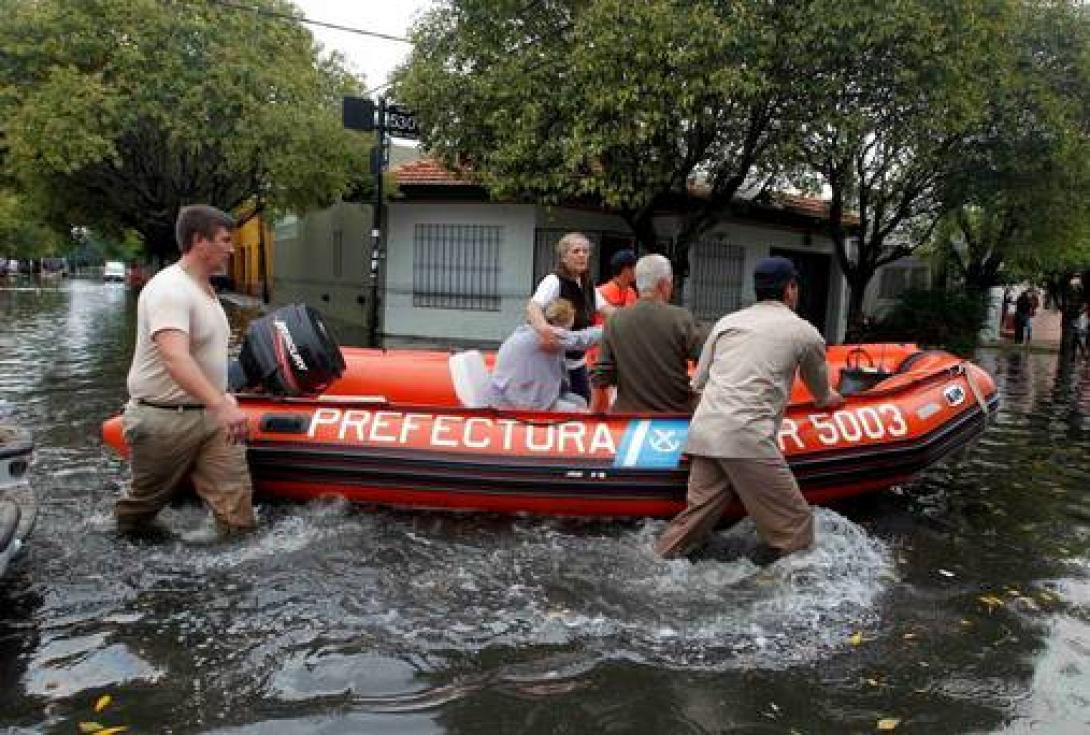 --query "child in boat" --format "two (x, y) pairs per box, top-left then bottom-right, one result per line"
(488, 298), (602, 411)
